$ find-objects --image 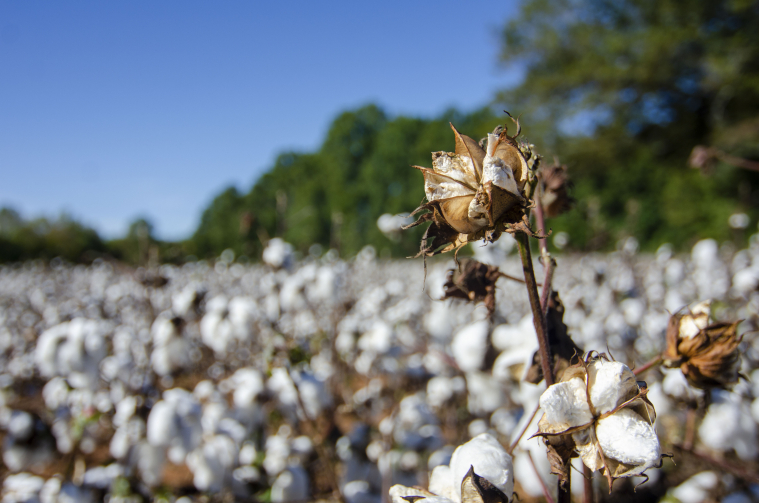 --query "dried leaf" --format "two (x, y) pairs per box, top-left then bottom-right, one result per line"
(525, 292), (583, 384)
